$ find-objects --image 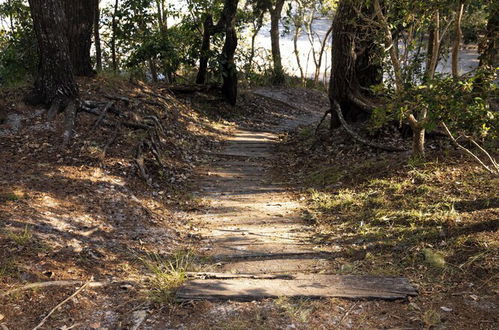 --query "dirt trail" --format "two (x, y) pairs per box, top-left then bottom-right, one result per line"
(177, 89), (416, 301)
